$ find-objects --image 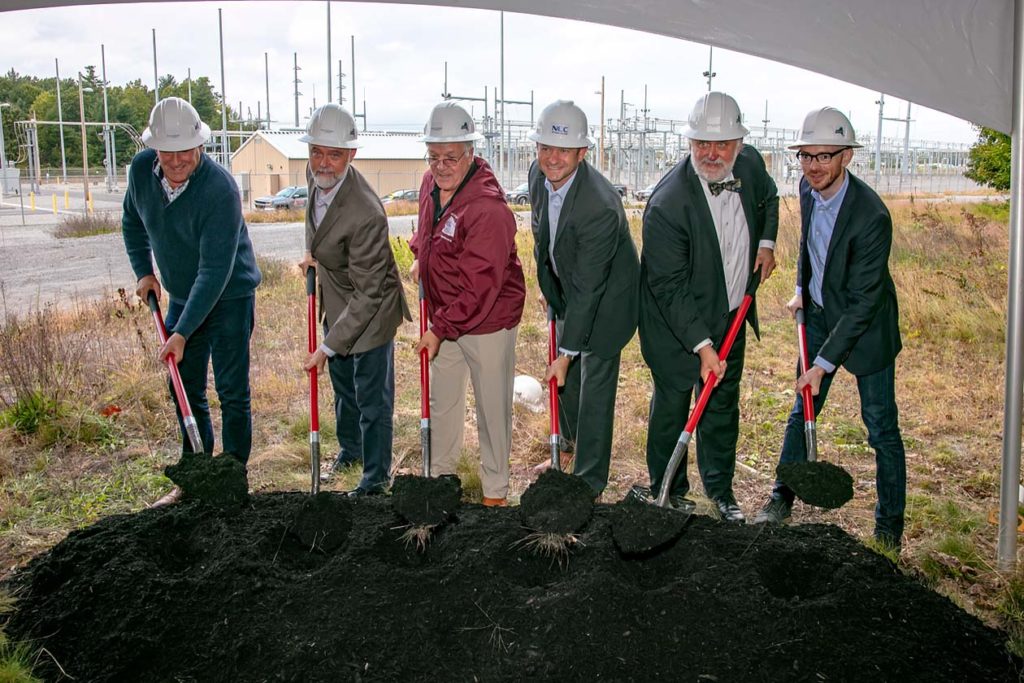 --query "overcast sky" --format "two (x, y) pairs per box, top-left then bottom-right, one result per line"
(0, 1), (978, 145)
